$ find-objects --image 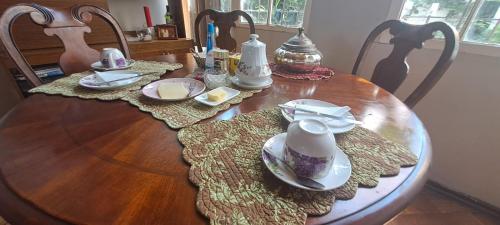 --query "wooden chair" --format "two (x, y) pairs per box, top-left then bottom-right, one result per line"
(352, 20), (459, 108)
(0, 3), (129, 87)
(194, 9), (255, 52)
